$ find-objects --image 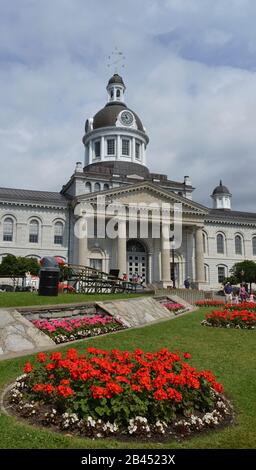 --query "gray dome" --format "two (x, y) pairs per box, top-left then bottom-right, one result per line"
(108, 74), (125, 86)
(212, 180), (231, 196)
(93, 102), (145, 132)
